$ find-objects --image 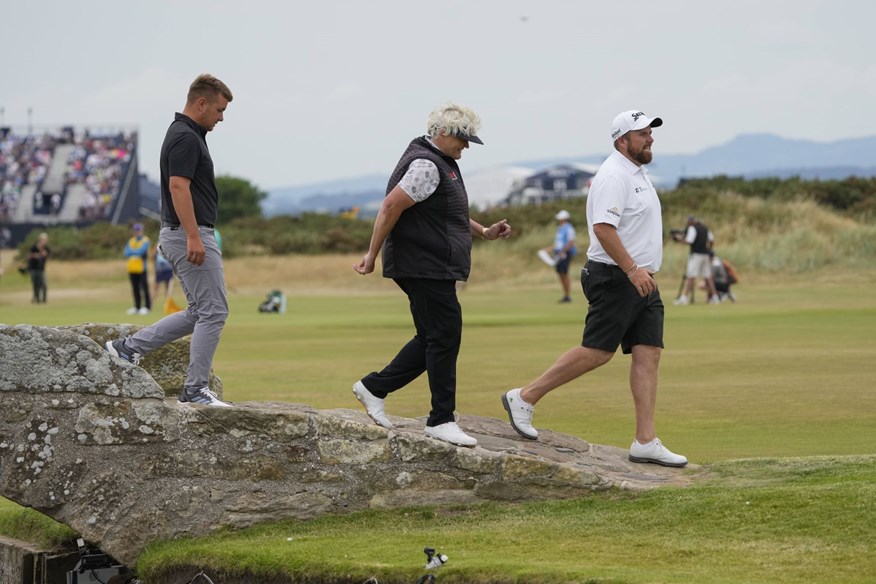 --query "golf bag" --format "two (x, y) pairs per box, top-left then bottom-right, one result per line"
(711, 256), (739, 302)
(258, 289), (286, 313)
